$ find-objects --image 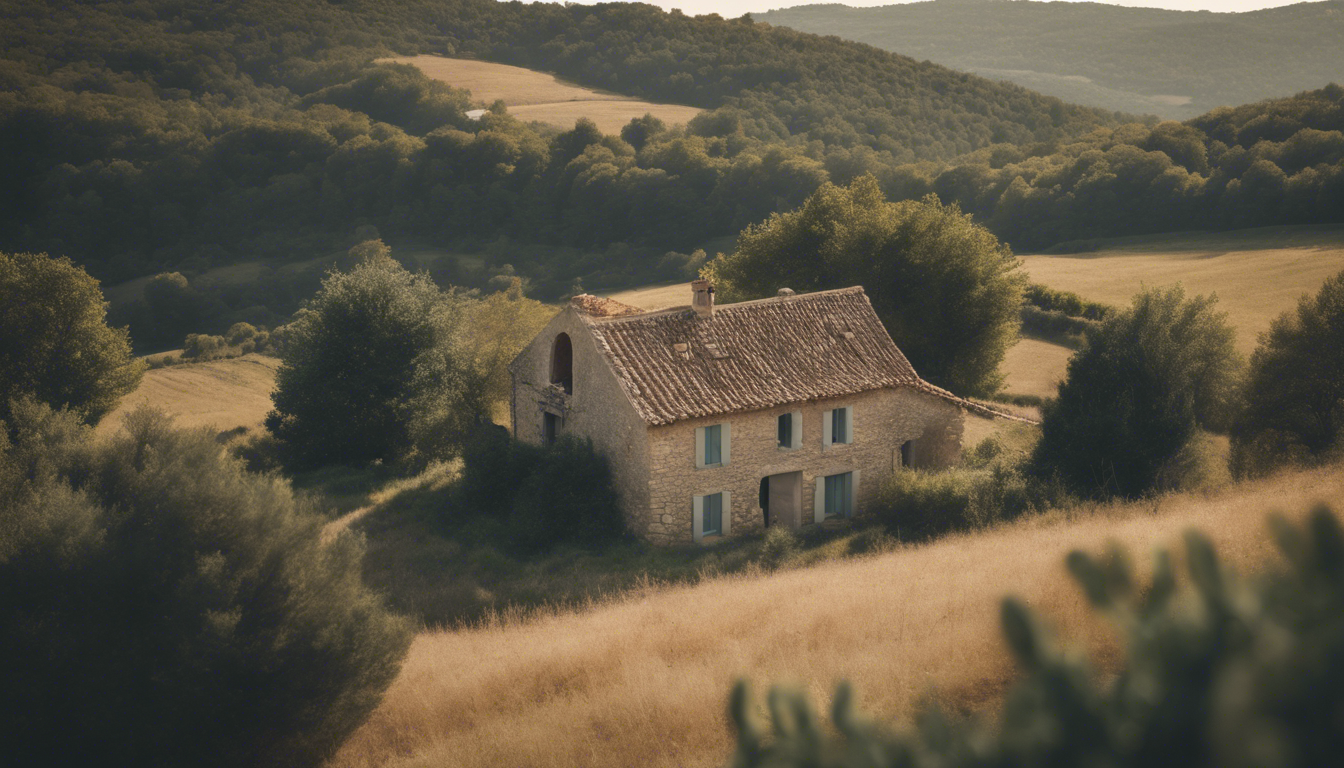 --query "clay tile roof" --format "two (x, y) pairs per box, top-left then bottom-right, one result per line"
(569, 294), (644, 318)
(583, 286), (955, 426)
